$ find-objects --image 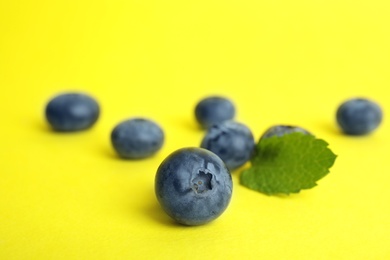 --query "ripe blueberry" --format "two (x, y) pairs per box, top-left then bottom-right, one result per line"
(200, 121), (255, 171)
(111, 118), (164, 159)
(155, 147), (233, 226)
(336, 98), (383, 135)
(45, 92), (100, 132)
(195, 96), (235, 128)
